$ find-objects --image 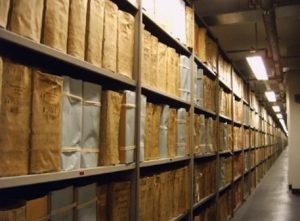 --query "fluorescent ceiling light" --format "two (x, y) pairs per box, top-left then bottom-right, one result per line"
(272, 105), (280, 112)
(276, 113), (283, 119)
(265, 91), (277, 102)
(246, 56), (268, 80)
